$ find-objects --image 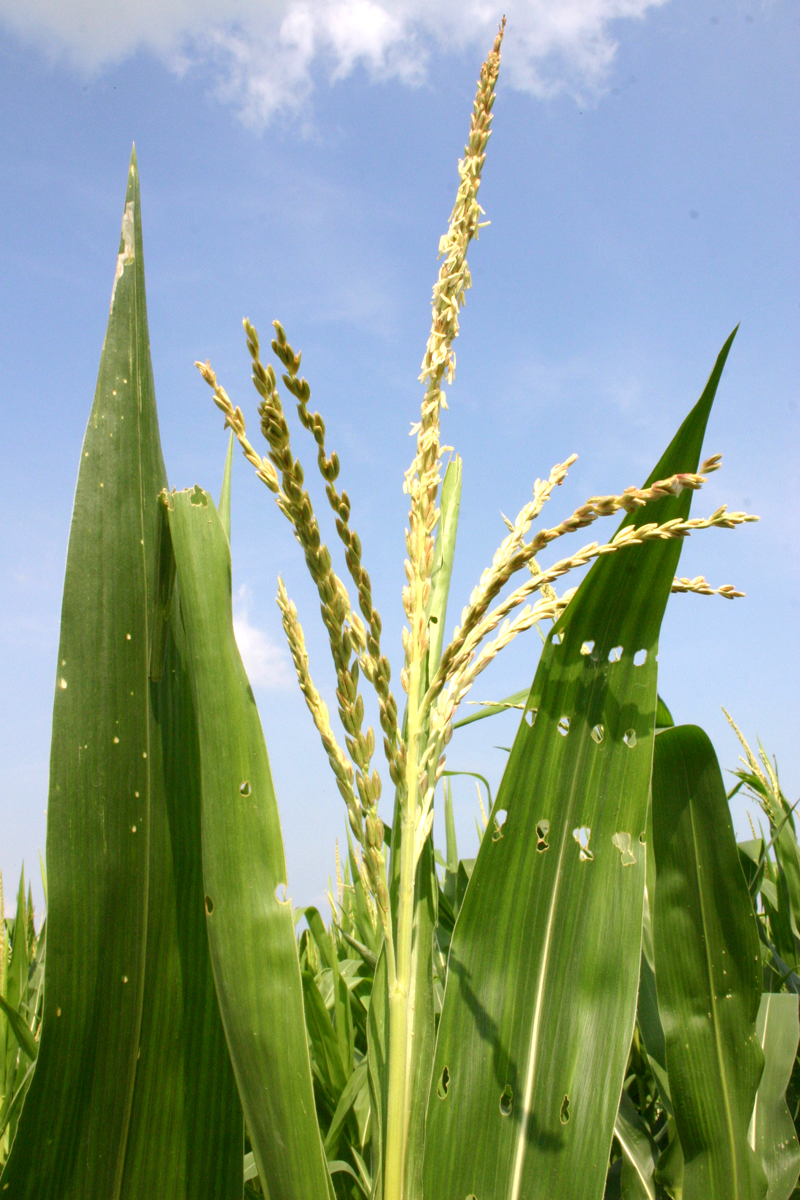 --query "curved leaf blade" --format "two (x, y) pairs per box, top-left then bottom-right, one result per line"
(0, 151), (160, 1199)
(167, 486), (331, 1200)
(750, 993), (800, 1200)
(651, 724), (767, 1200)
(119, 602), (243, 1199)
(424, 333), (736, 1200)
(1, 153), (242, 1199)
